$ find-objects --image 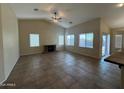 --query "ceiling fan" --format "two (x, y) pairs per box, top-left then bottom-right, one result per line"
(34, 8), (73, 24)
(50, 11), (62, 22)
